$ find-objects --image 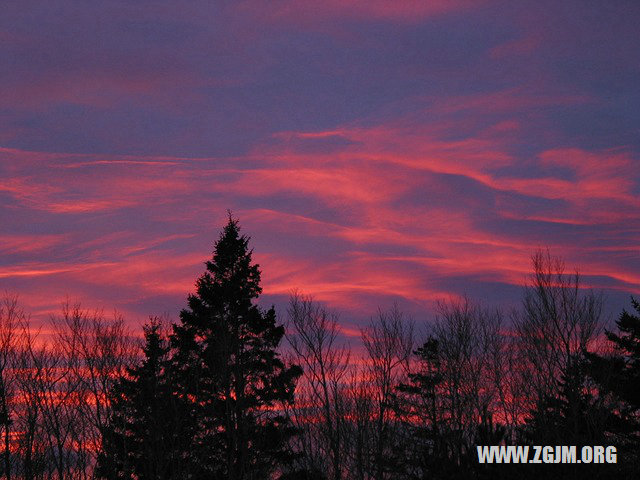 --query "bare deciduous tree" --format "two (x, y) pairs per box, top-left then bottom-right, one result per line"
(51, 301), (136, 470)
(346, 366), (374, 480)
(286, 292), (351, 480)
(361, 304), (413, 480)
(432, 298), (504, 462)
(512, 249), (604, 407)
(0, 295), (24, 479)
(0, 300), (137, 480)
